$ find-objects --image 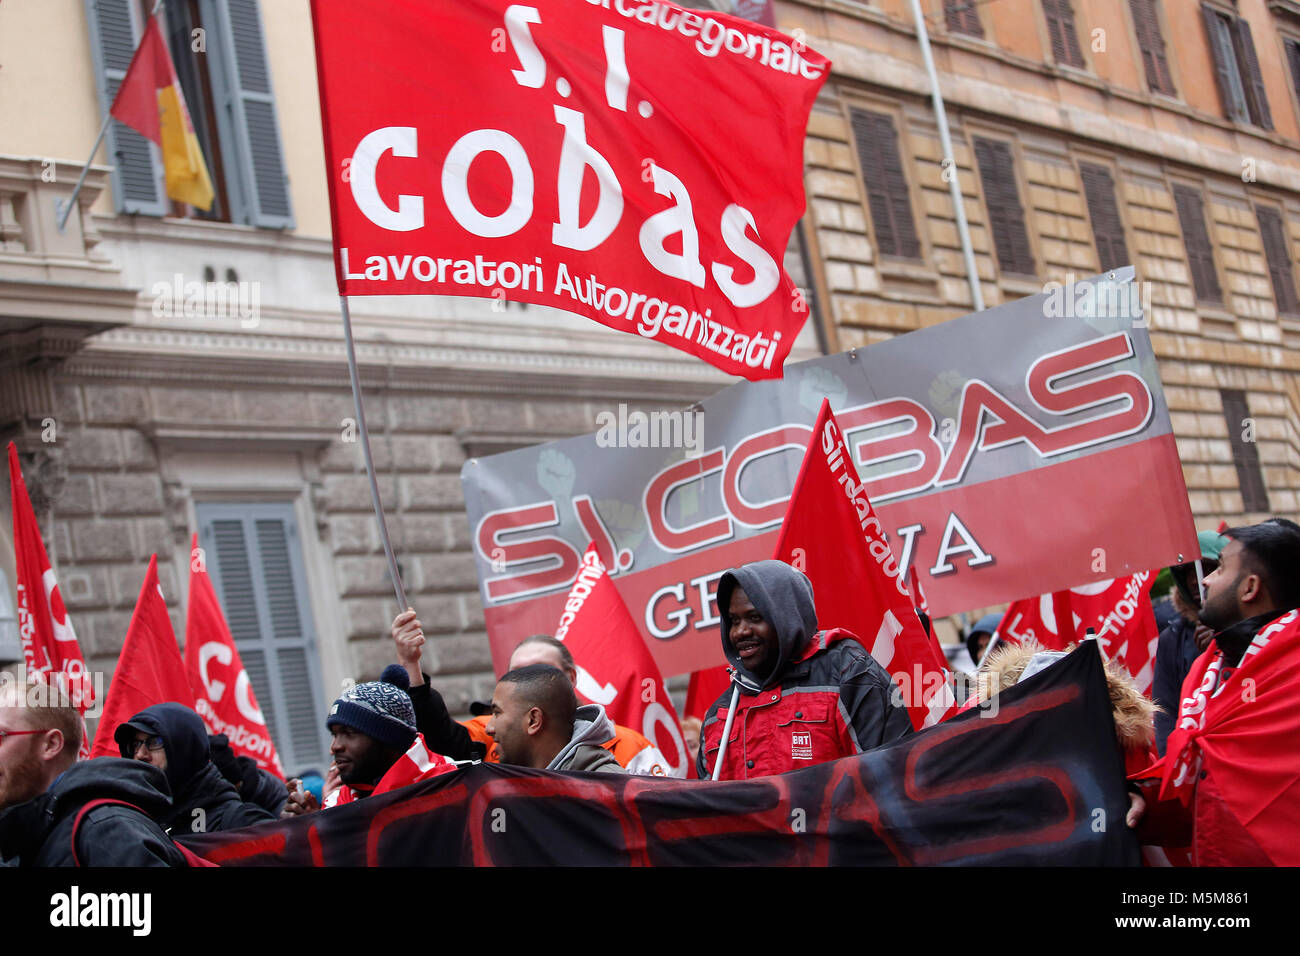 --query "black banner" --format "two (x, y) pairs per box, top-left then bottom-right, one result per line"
(184, 643), (1138, 865)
